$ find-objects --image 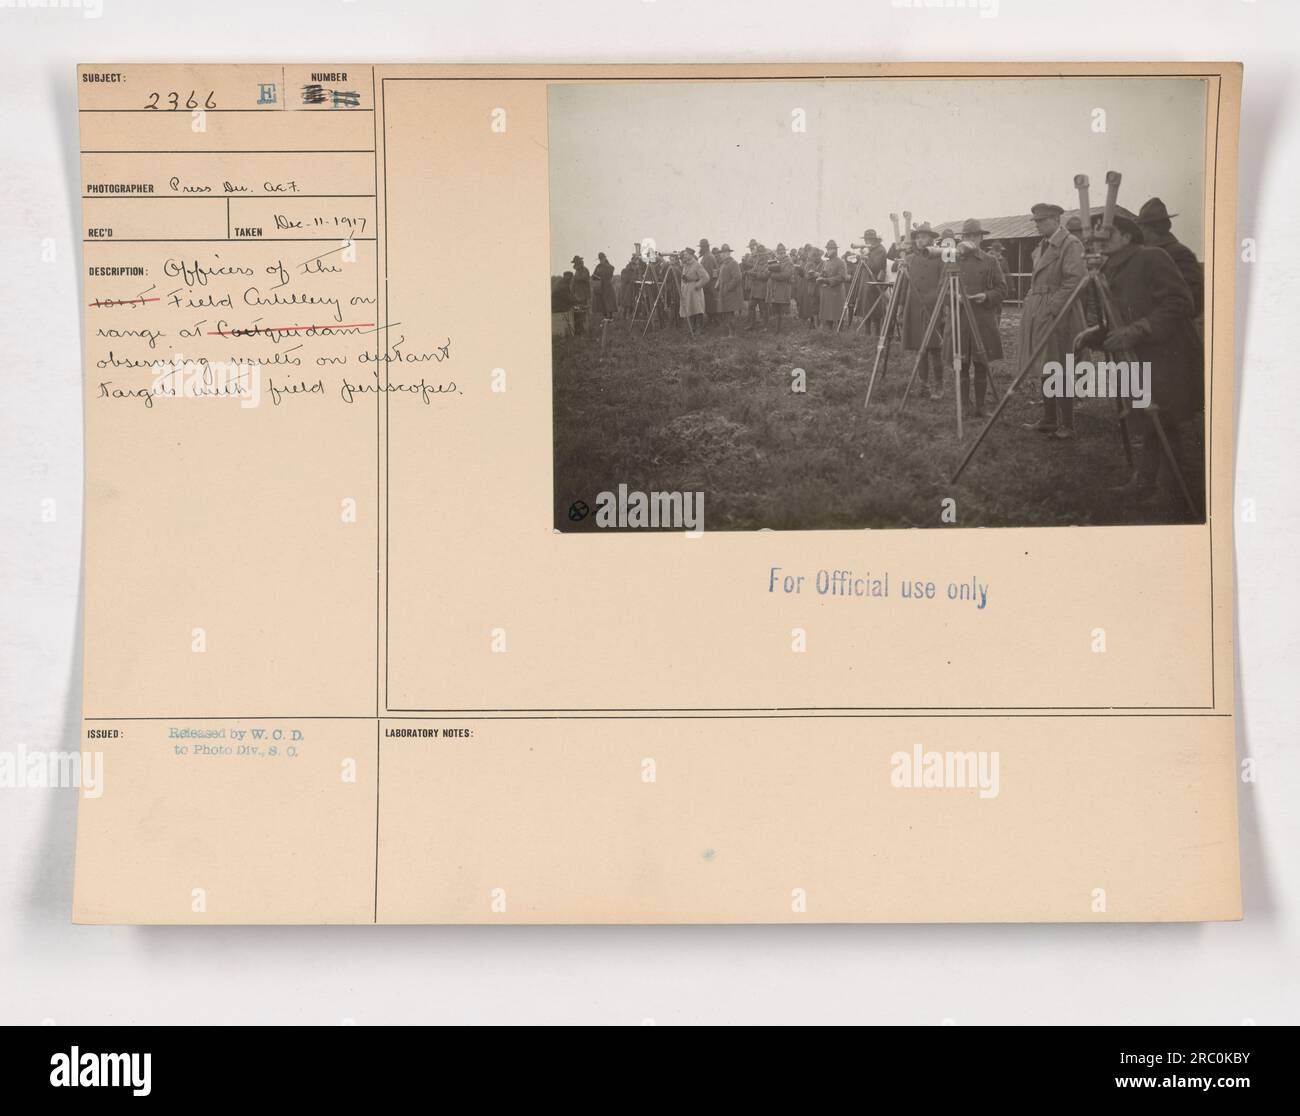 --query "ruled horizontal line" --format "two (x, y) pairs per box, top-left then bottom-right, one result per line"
(82, 237), (377, 243)
(80, 149), (376, 155)
(82, 194), (377, 199)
